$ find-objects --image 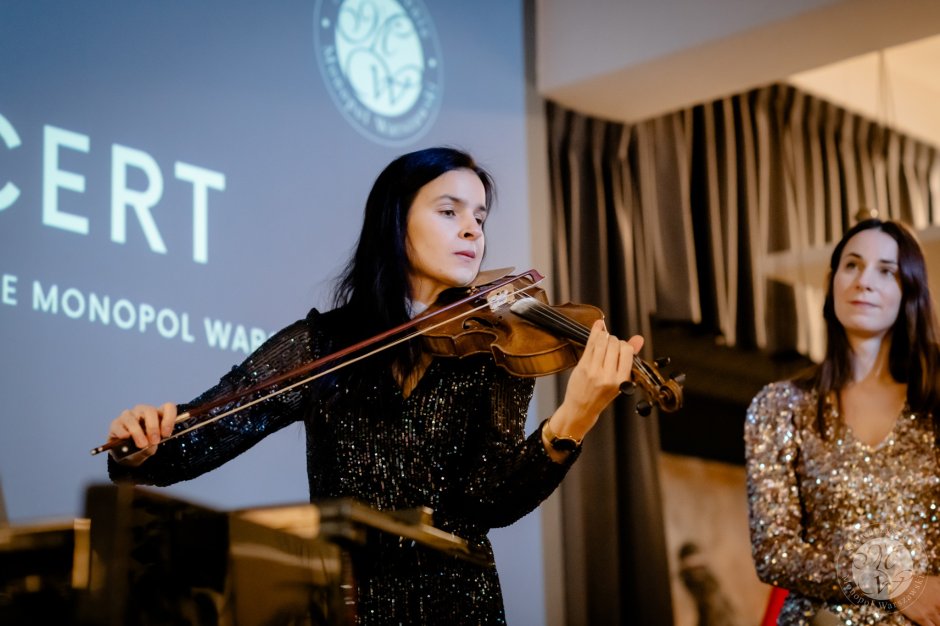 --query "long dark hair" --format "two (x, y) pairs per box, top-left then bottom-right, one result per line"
(794, 218), (940, 430)
(329, 146), (495, 376)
